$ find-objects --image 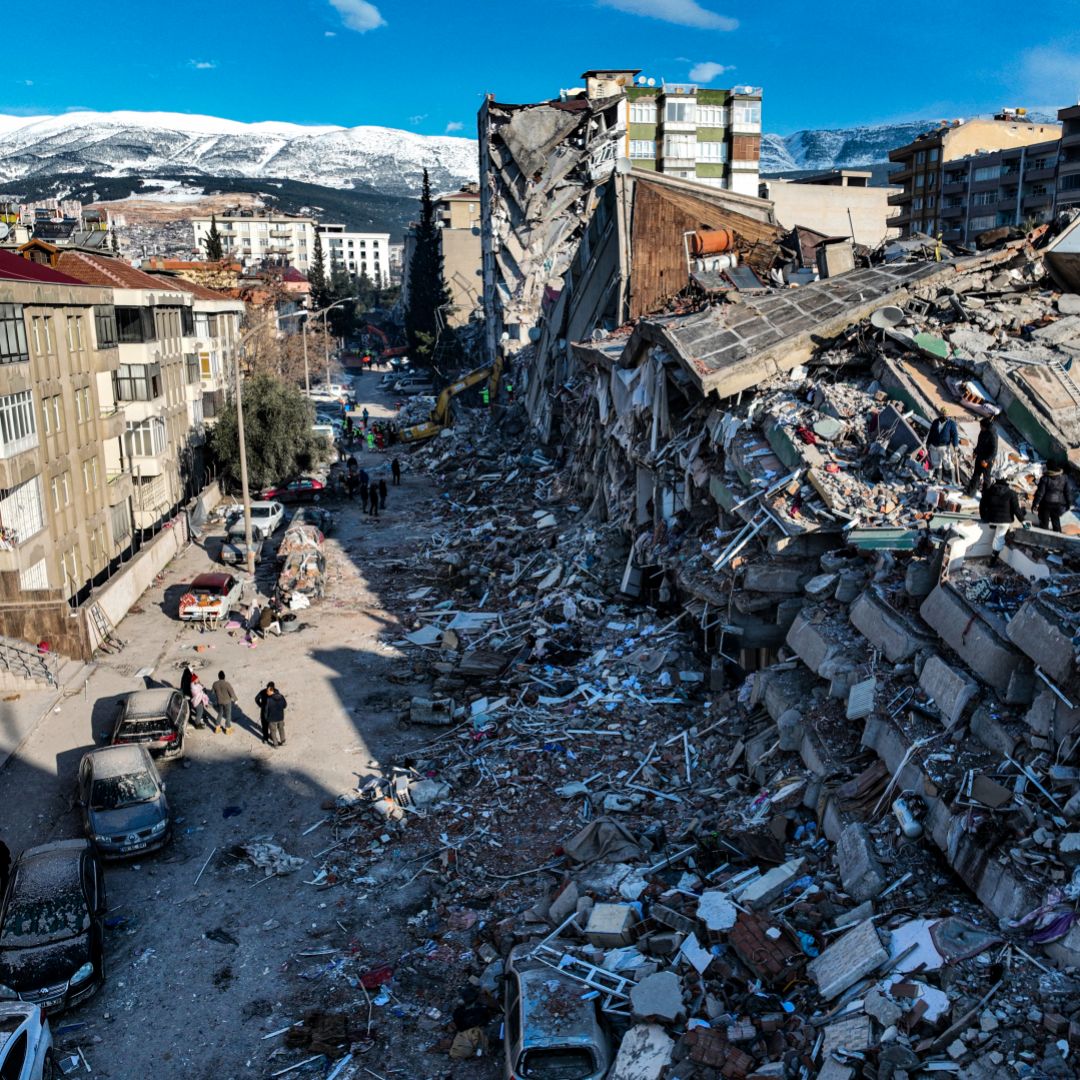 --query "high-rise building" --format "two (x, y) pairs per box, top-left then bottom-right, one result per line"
(191, 210), (316, 271)
(1058, 103), (1080, 213)
(625, 81), (762, 196)
(317, 225), (390, 284)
